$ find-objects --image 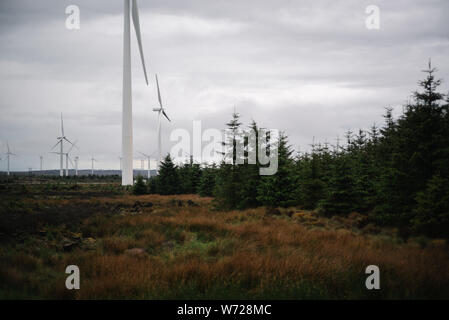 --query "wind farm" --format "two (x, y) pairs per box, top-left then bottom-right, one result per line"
(1, 0), (166, 180)
(1, 0), (449, 304)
